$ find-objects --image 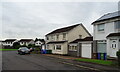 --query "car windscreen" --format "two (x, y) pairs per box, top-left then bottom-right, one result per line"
(21, 47), (29, 50)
